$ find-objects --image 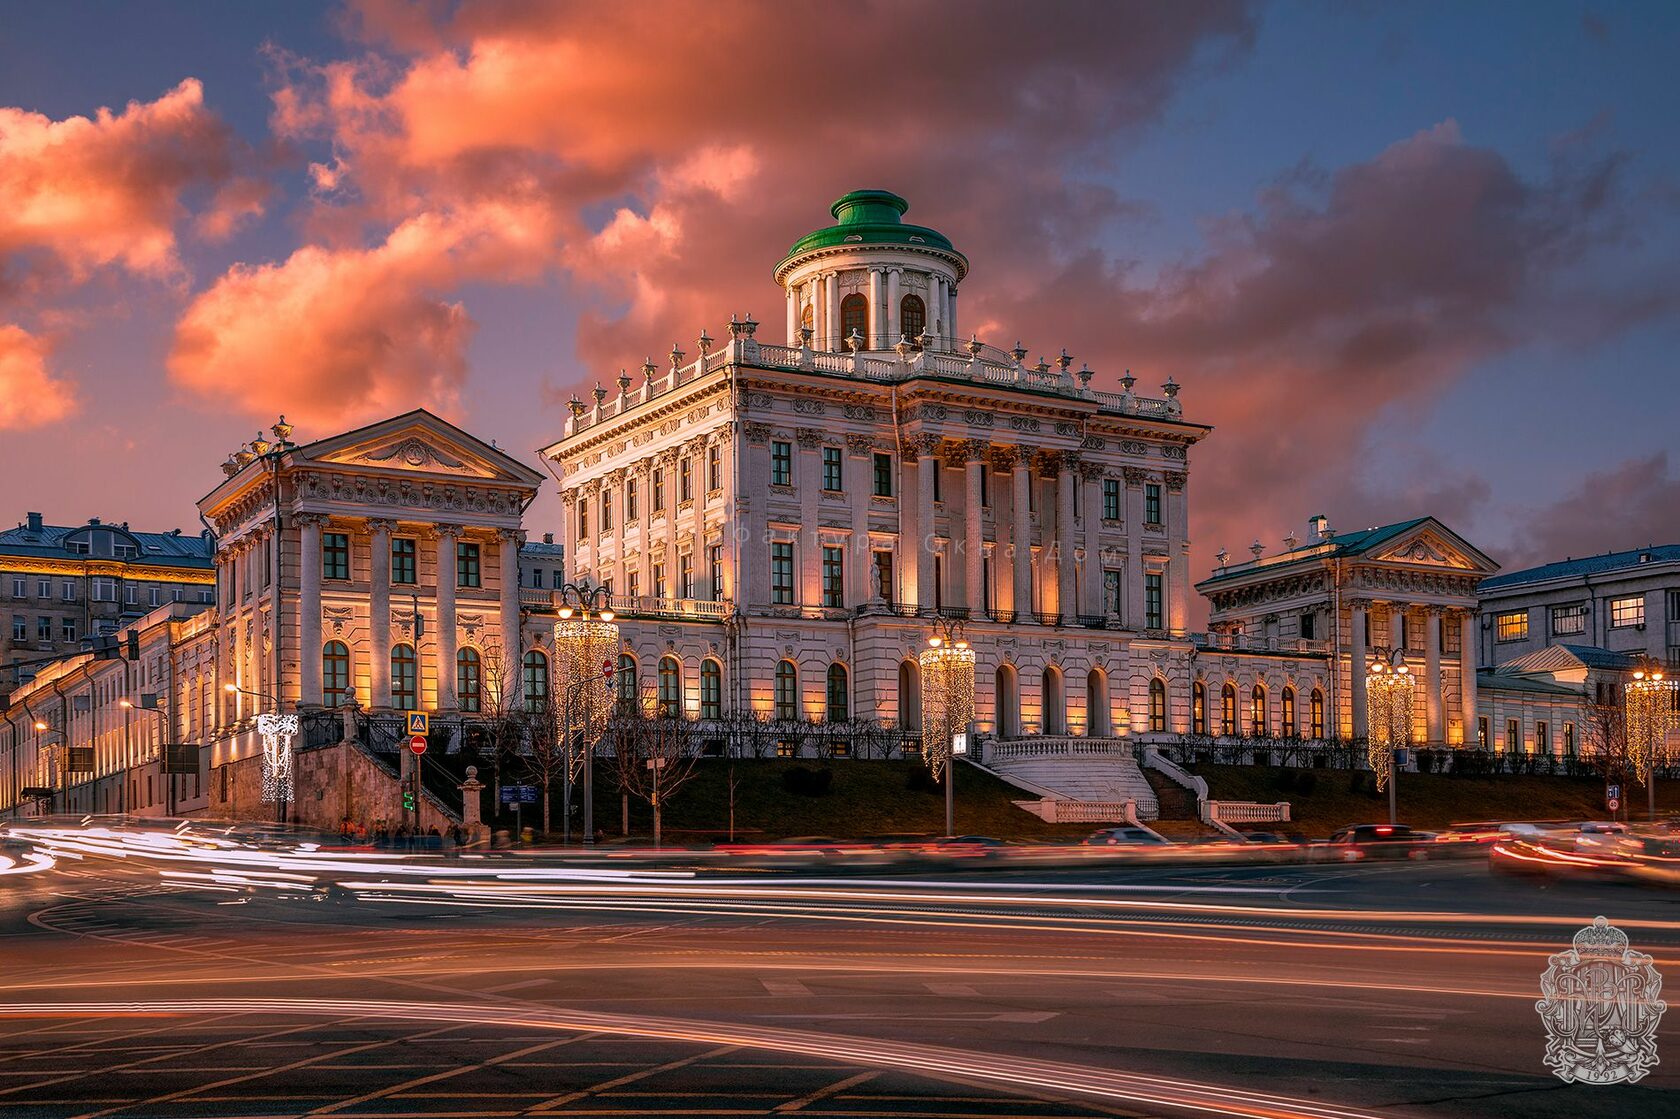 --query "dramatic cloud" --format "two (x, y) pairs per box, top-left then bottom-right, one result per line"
(0, 325), (77, 430)
(0, 79), (262, 283)
(1505, 453), (1680, 569)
